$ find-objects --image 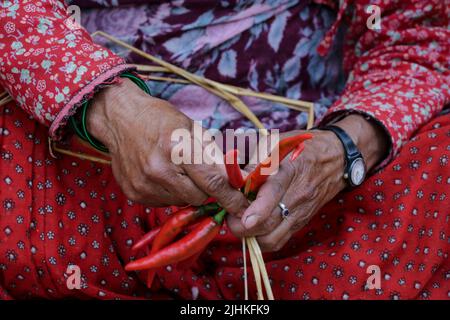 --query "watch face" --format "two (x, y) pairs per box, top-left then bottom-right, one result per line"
(350, 158), (366, 186)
